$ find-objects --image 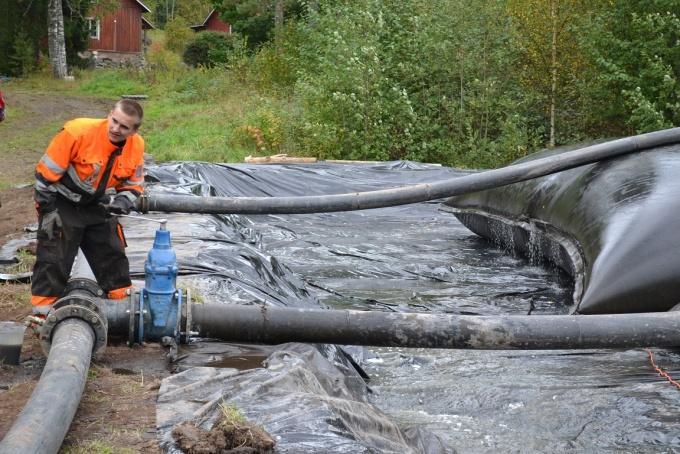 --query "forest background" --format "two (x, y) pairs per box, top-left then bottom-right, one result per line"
(0, 0), (678, 169)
